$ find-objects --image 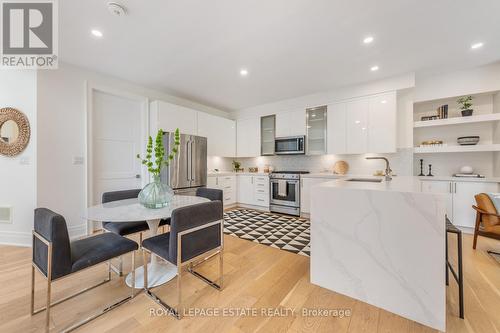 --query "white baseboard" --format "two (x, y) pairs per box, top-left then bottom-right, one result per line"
(0, 223), (88, 248)
(0, 231), (31, 247)
(236, 204), (270, 212)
